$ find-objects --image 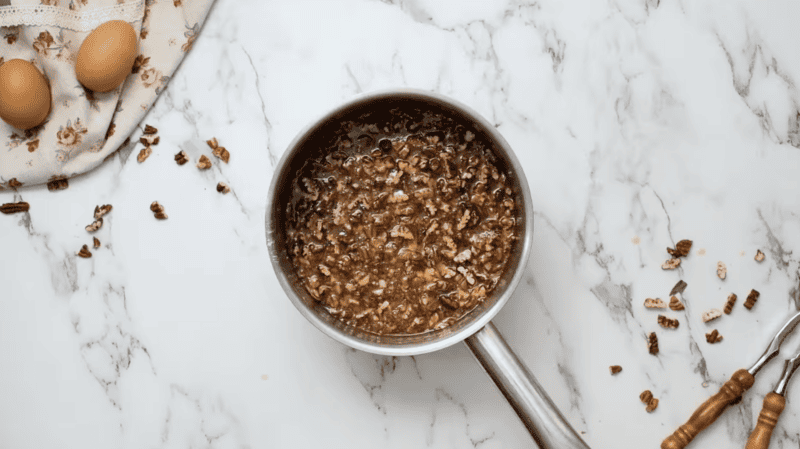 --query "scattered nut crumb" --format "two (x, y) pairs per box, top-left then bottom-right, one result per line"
(724, 293), (737, 314)
(610, 365), (622, 375)
(94, 204), (112, 220)
(717, 262), (727, 280)
(646, 397), (659, 413)
(174, 150), (189, 166)
(658, 315), (679, 329)
(669, 296), (685, 311)
(76, 244), (92, 258)
(196, 155), (212, 170)
(706, 329), (723, 344)
(85, 217), (103, 233)
(47, 178), (68, 191)
(644, 298), (667, 309)
(137, 146), (152, 163)
(744, 289), (760, 310)
(755, 250), (765, 262)
(216, 182), (231, 194)
(702, 309), (722, 323)
(93, 237), (100, 249)
(0, 201), (30, 214)
(667, 239), (693, 257)
(662, 258), (681, 270)
(144, 124), (158, 134)
(670, 280), (688, 296)
(640, 390), (653, 404)
(8, 178), (22, 189)
(150, 201), (168, 220)
(648, 332), (659, 355)
(697, 248), (706, 256)
(632, 236), (640, 245)
(207, 137), (230, 163)
(139, 135), (159, 146)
